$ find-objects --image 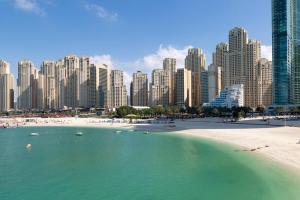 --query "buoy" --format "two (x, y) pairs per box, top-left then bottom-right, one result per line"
(26, 144), (32, 149)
